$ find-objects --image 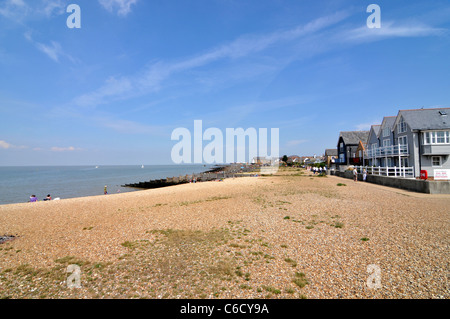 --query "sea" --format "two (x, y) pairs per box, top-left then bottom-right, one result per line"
(0, 164), (216, 206)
